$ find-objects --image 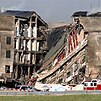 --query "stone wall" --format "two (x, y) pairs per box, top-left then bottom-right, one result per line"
(80, 17), (101, 32)
(0, 15), (14, 77)
(86, 32), (101, 78)
(0, 15), (14, 31)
